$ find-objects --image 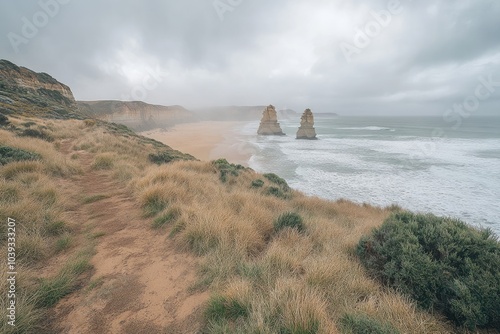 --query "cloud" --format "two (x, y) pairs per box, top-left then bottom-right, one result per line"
(0, 0), (499, 115)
